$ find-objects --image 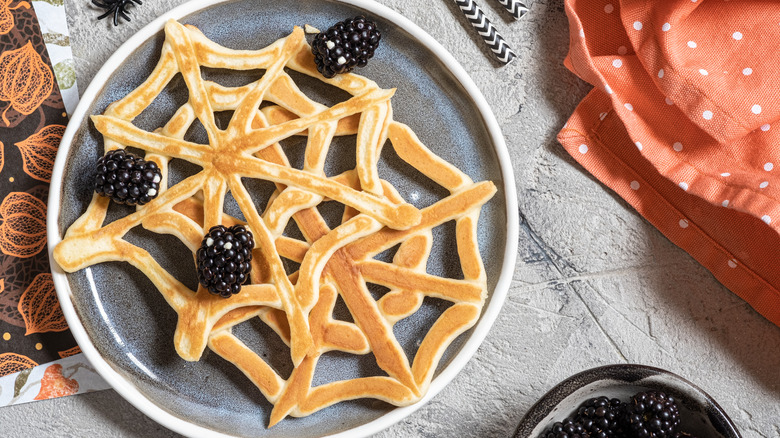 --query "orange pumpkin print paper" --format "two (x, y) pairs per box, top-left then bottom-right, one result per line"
(57, 346), (81, 359)
(0, 230), (51, 328)
(0, 0), (78, 386)
(0, 0), (30, 35)
(0, 352), (37, 377)
(18, 273), (67, 335)
(0, 191), (47, 258)
(0, 41), (54, 126)
(14, 124), (63, 182)
(33, 364), (79, 400)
